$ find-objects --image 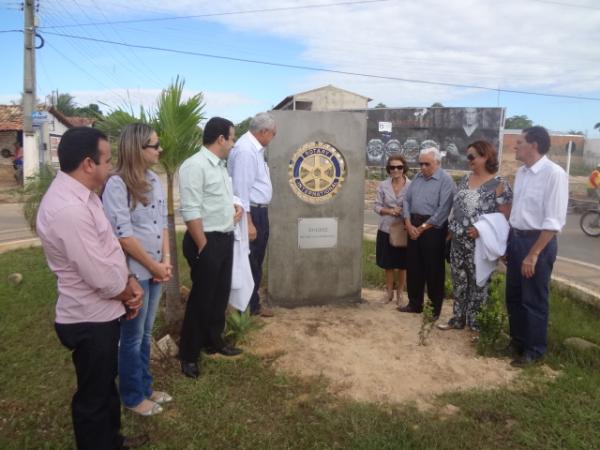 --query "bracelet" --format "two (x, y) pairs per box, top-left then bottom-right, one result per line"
(128, 273), (139, 280)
